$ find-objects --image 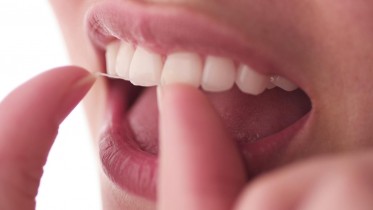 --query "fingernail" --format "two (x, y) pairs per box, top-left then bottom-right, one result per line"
(73, 72), (97, 89)
(57, 72), (96, 123)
